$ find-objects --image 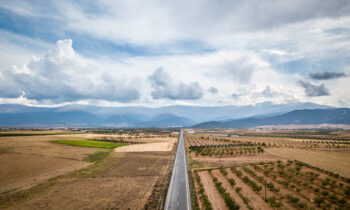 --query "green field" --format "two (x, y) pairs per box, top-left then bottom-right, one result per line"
(51, 140), (127, 149)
